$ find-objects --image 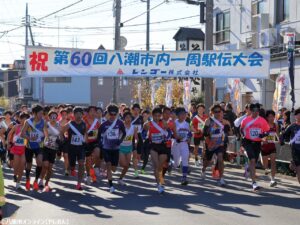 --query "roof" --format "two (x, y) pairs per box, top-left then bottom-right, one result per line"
(173, 27), (205, 41)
